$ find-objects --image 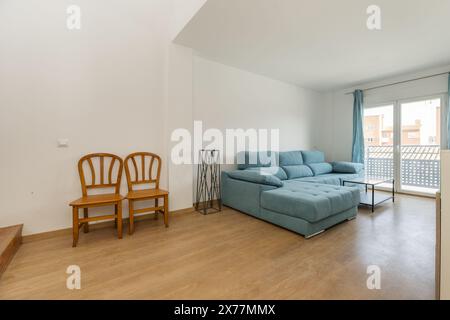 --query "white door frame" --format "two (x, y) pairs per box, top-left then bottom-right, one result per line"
(396, 94), (445, 196)
(365, 94), (446, 197)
